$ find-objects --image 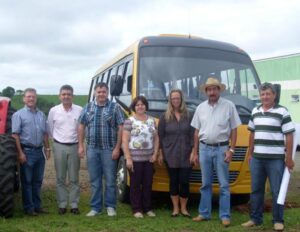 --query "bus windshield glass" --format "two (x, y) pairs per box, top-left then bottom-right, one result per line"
(139, 46), (260, 115)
